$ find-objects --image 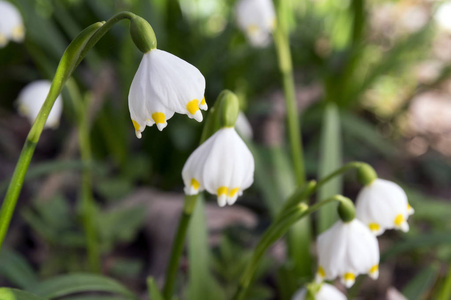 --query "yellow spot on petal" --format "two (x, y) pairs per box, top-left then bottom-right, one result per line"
(217, 186), (228, 196)
(0, 34), (7, 46)
(317, 266), (326, 278)
(247, 24), (259, 34)
(344, 272), (355, 281)
(191, 178), (200, 191)
(152, 112), (166, 124)
(370, 265), (379, 274)
(201, 96), (206, 106)
(12, 26), (24, 41)
(186, 99), (200, 115)
(229, 188), (239, 197)
(407, 203), (413, 211)
(394, 214), (405, 226)
(368, 223), (380, 232)
(132, 120), (140, 131)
